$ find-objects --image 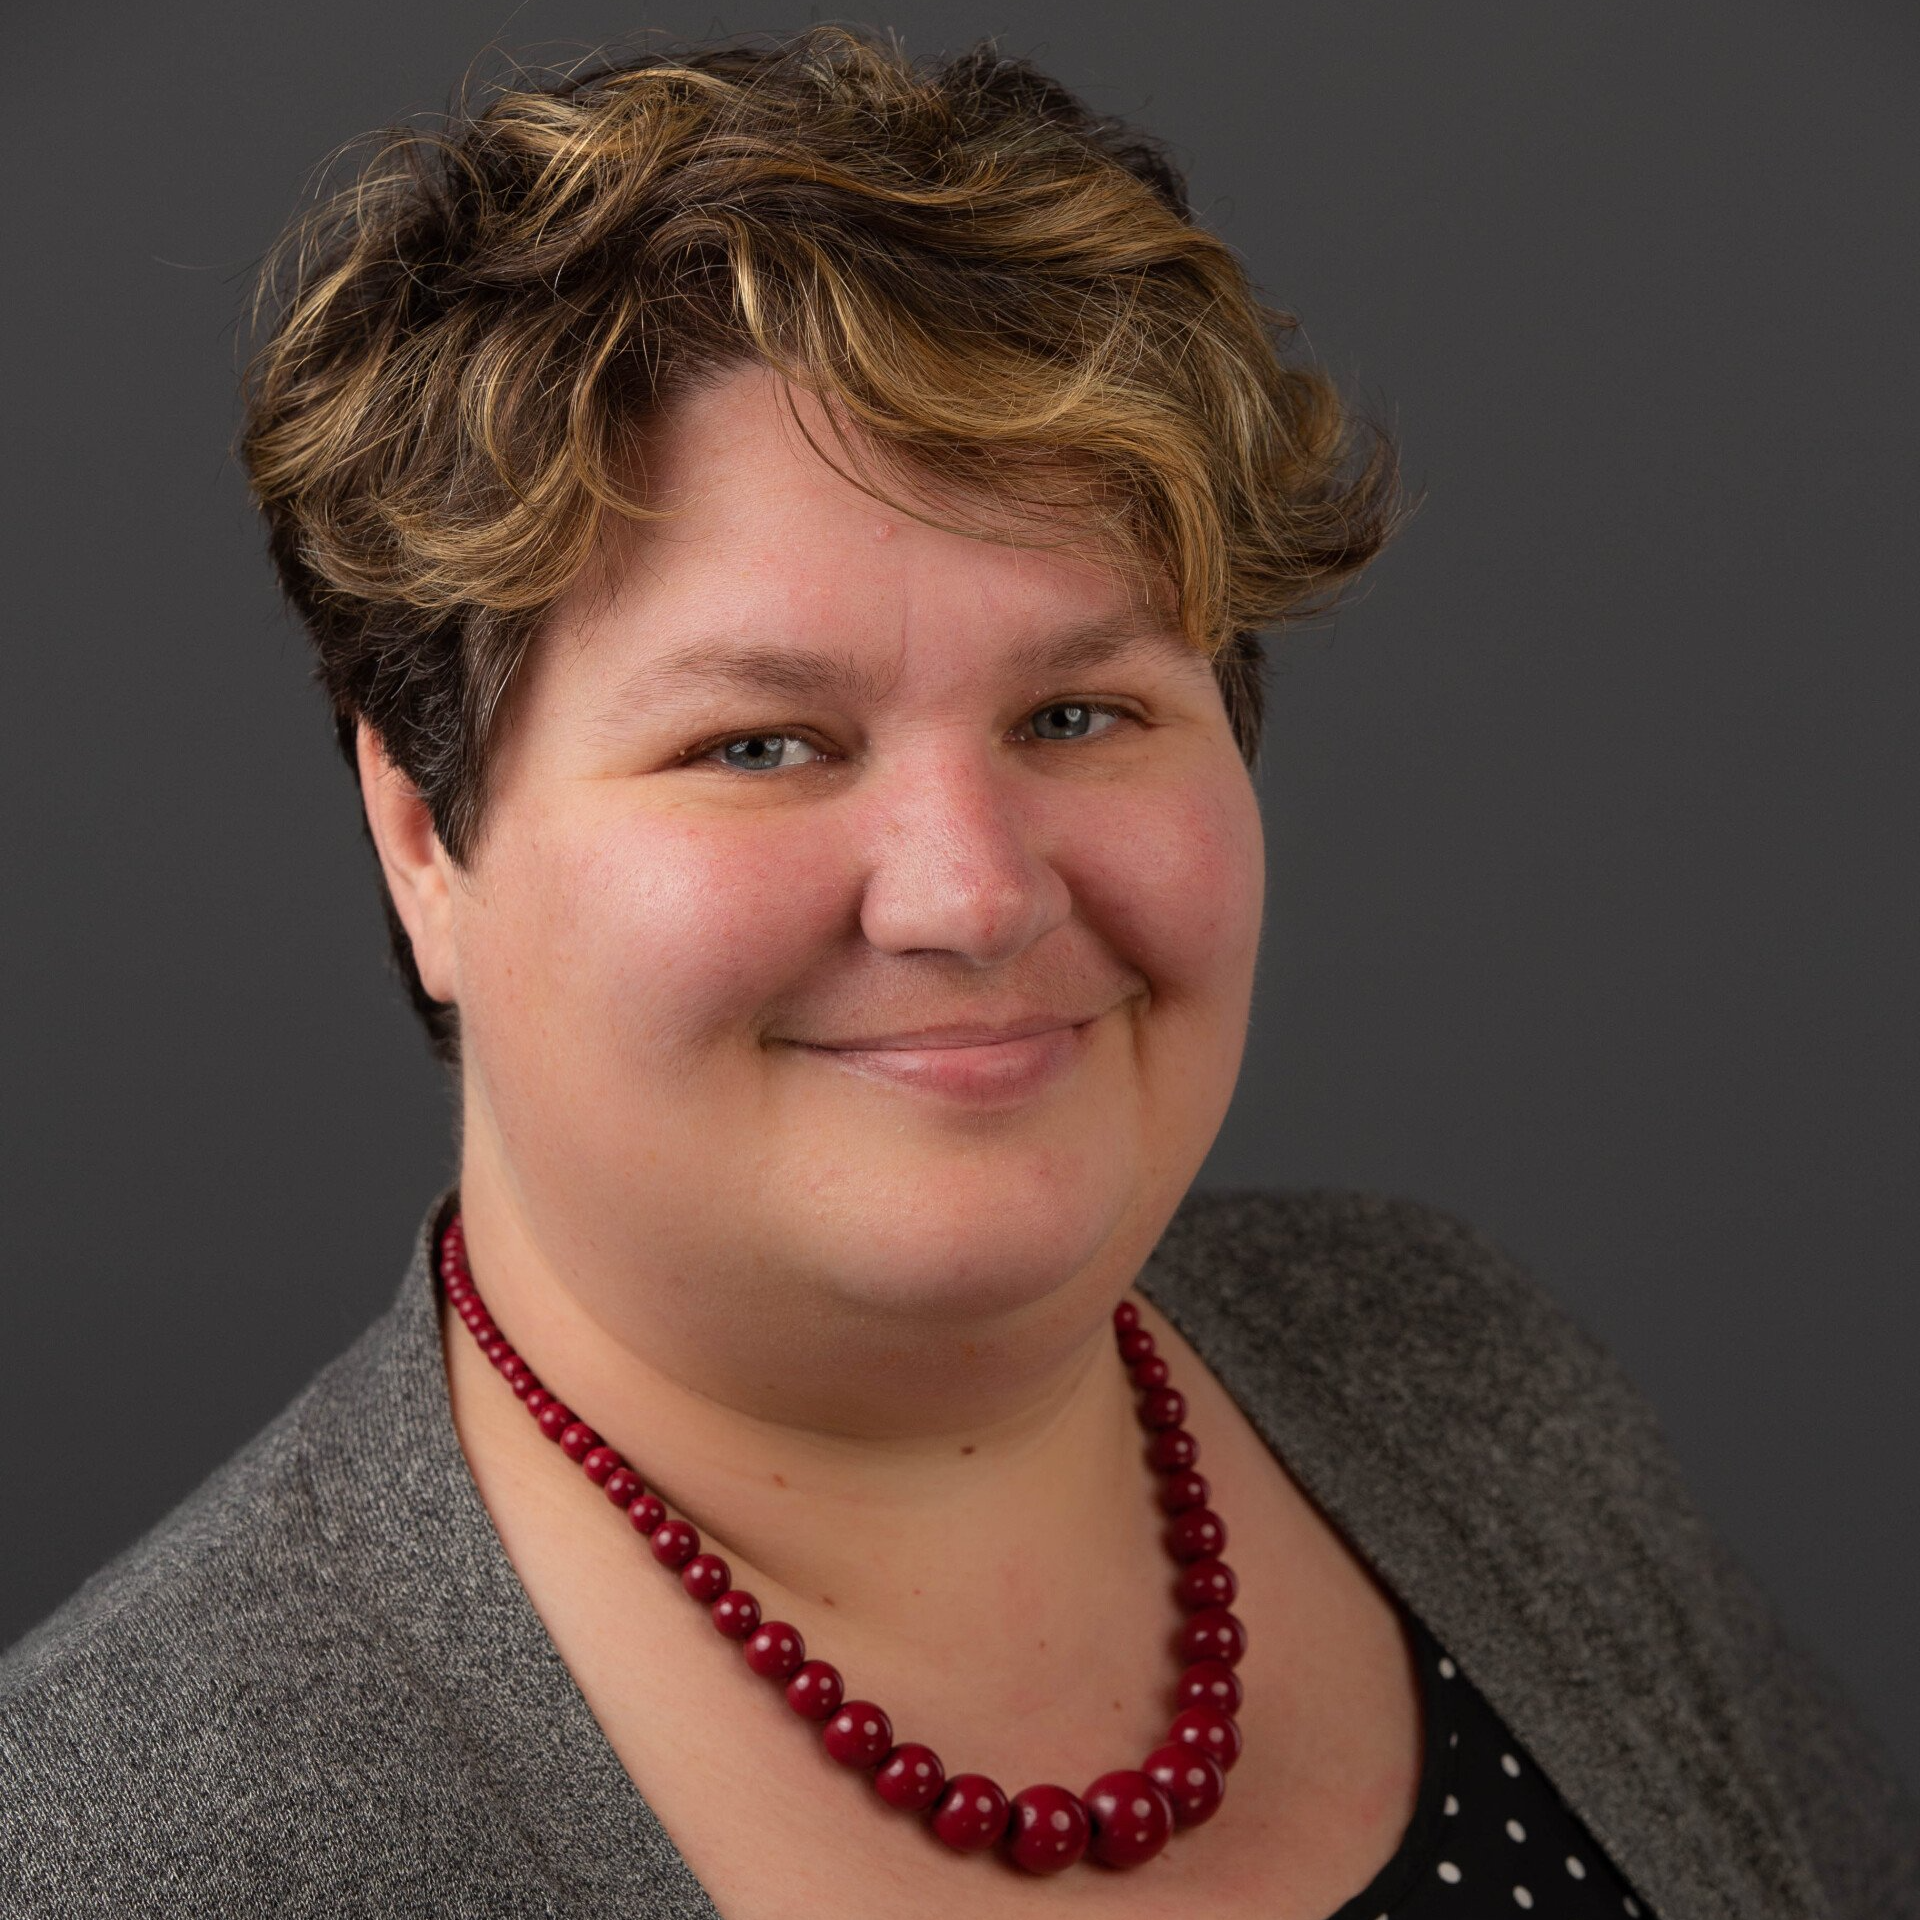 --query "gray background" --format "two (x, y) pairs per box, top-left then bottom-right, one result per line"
(4, 0), (1915, 1789)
